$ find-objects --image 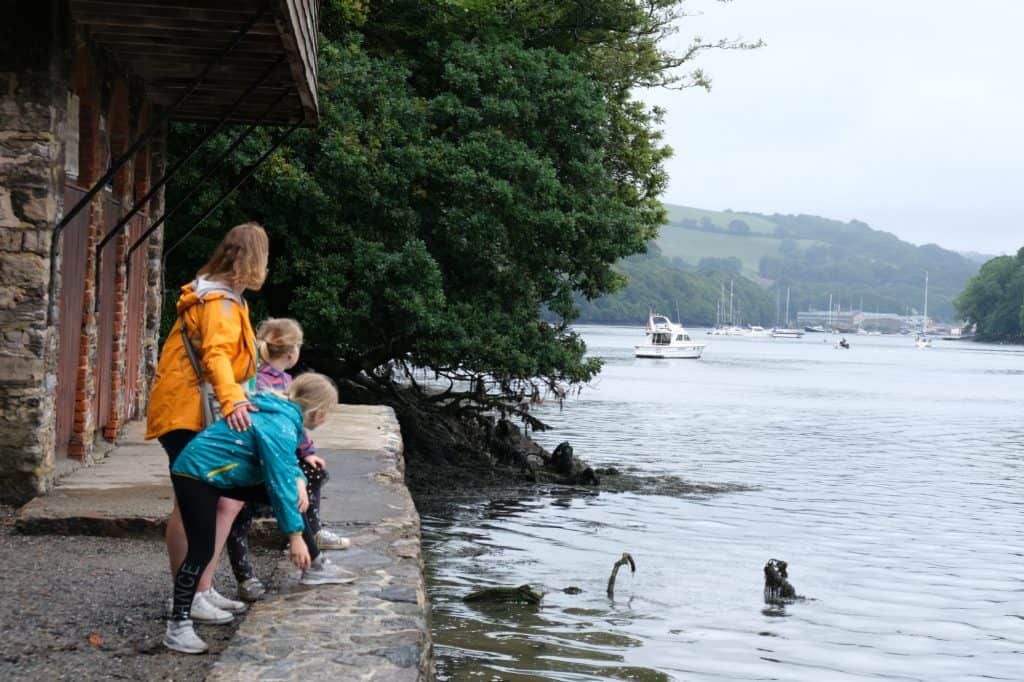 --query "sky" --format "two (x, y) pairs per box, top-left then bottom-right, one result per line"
(640, 0), (1024, 256)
